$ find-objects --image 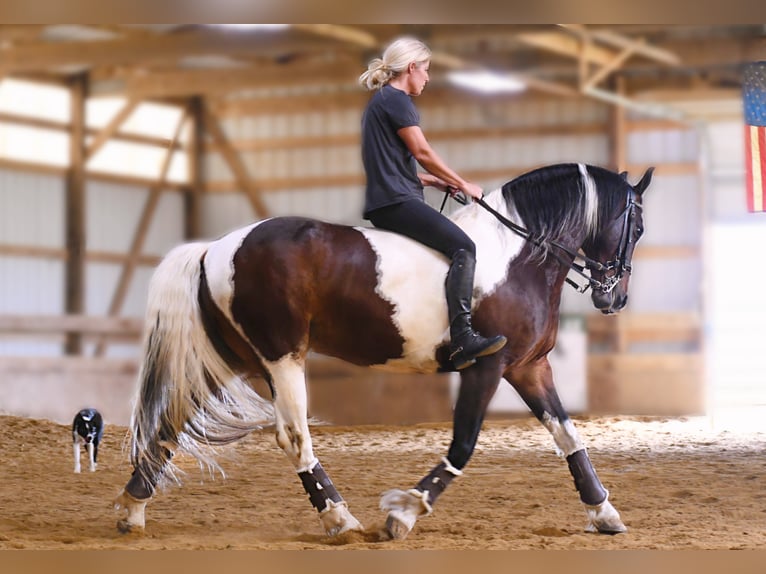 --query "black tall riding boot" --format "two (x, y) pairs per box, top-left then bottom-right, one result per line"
(446, 249), (507, 370)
